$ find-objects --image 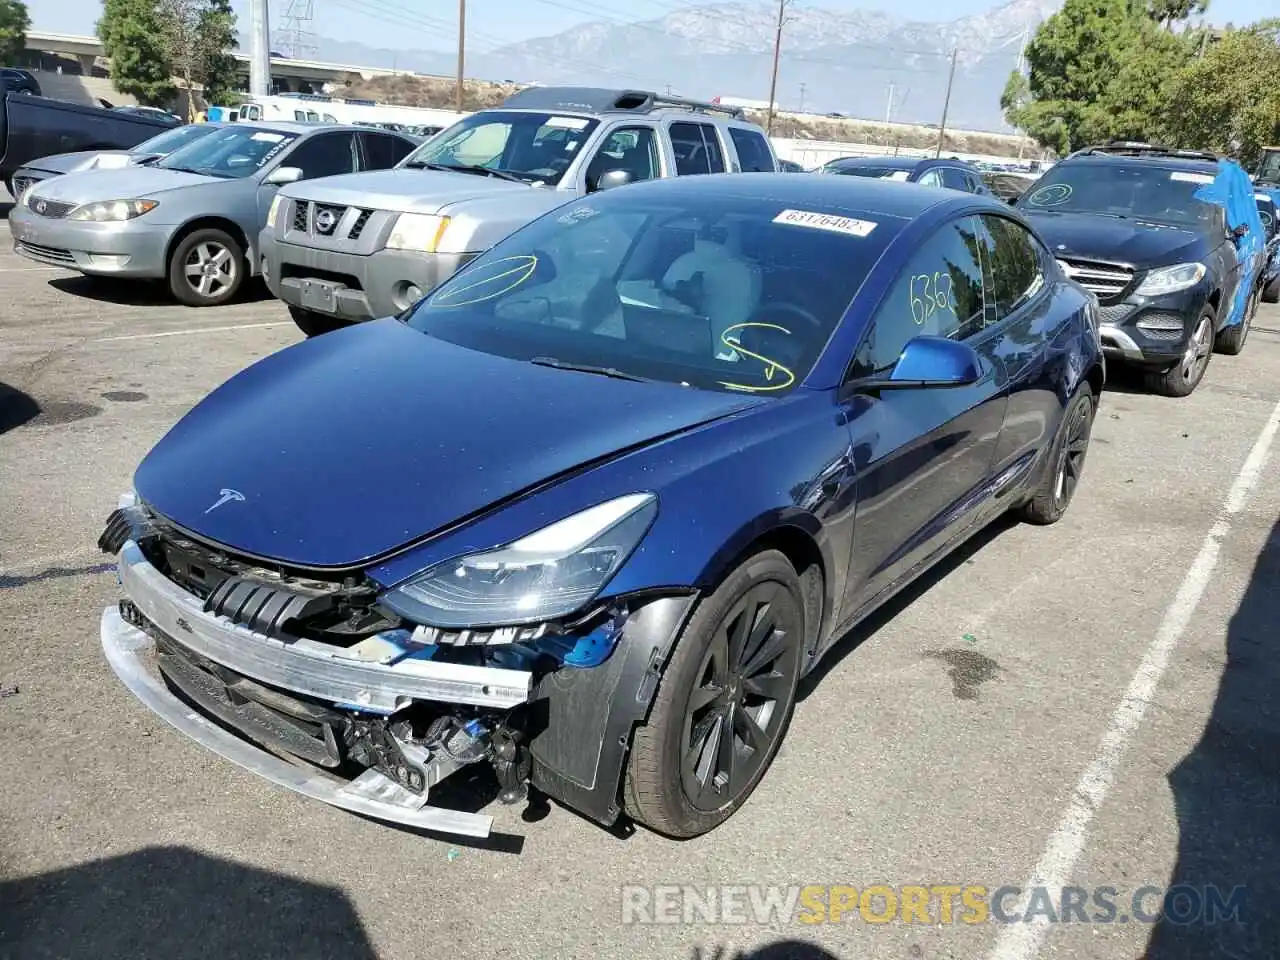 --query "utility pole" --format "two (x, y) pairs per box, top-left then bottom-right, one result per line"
(799, 82), (806, 113)
(455, 0), (466, 113)
(885, 81), (895, 123)
(935, 48), (957, 159)
(249, 0), (272, 97)
(764, 0), (792, 136)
